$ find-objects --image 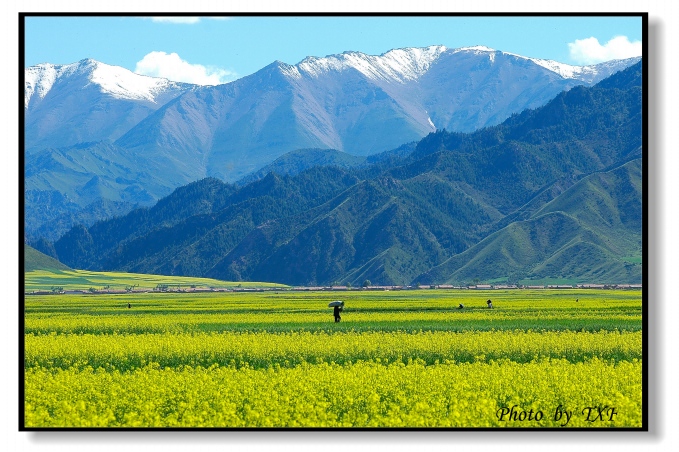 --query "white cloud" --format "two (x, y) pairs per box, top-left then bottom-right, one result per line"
(568, 36), (642, 65)
(148, 16), (231, 24)
(134, 51), (236, 85)
(150, 17), (201, 24)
